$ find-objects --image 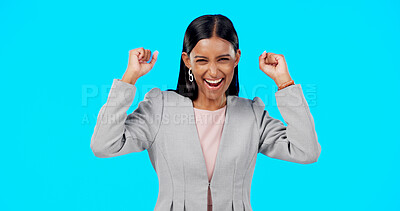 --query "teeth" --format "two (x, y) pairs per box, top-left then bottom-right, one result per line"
(205, 78), (222, 83)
